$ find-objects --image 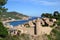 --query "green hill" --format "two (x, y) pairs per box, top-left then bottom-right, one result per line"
(0, 11), (28, 20)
